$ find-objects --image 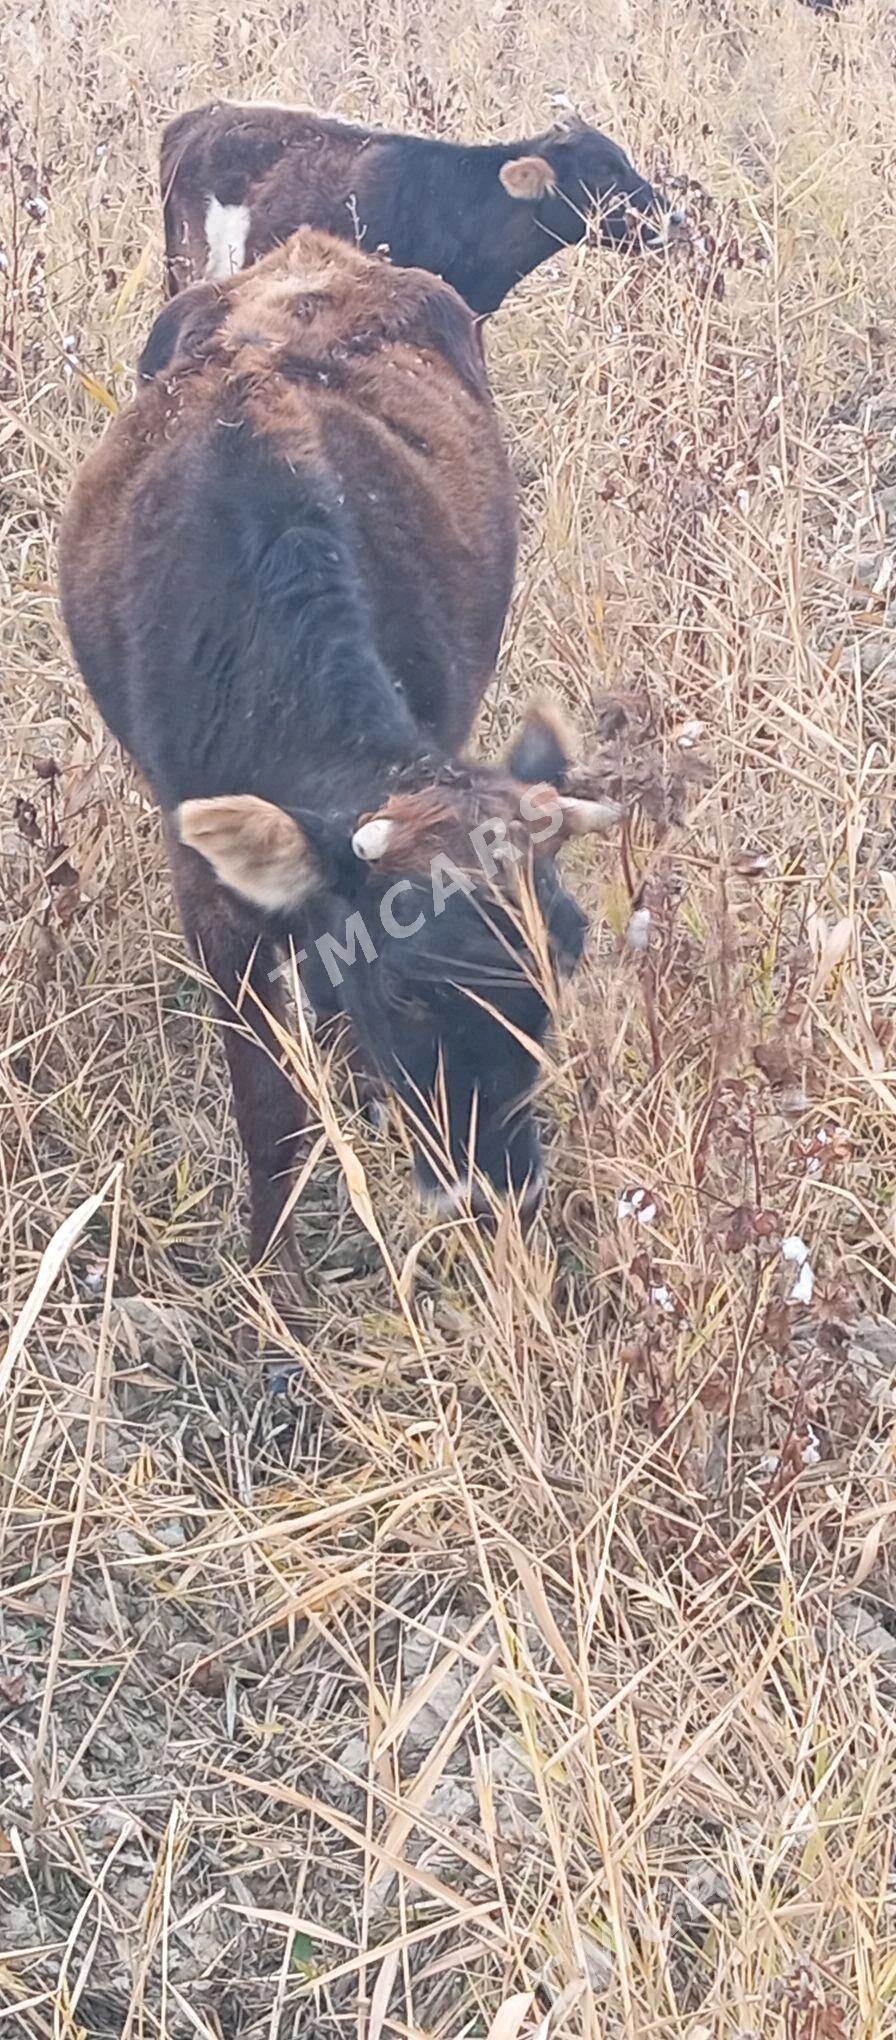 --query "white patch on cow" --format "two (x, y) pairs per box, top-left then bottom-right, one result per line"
(204, 197), (251, 279)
